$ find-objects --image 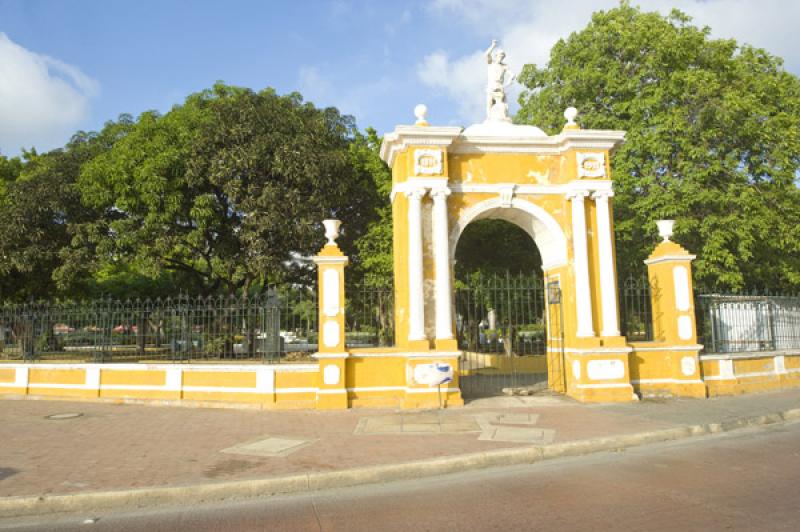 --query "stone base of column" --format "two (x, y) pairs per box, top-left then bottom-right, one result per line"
(408, 339), (431, 351)
(315, 356), (349, 410)
(434, 338), (458, 351)
(628, 343), (706, 399)
(563, 349), (638, 403)
(316, 390), (348, 410)
(567, 383), (638, 403)
(598, 335), (628, 348)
